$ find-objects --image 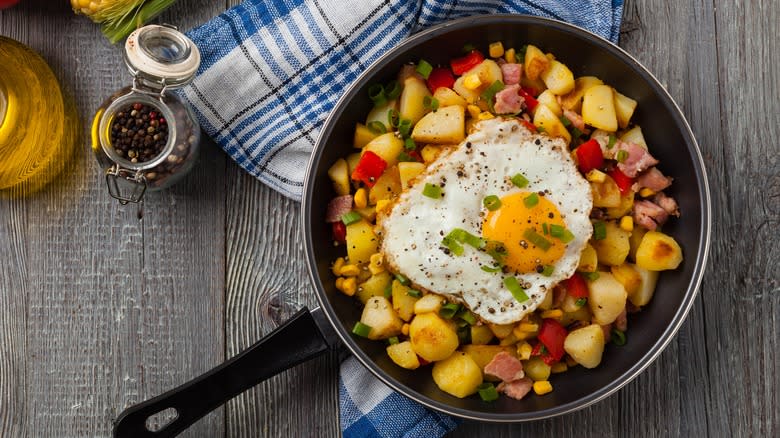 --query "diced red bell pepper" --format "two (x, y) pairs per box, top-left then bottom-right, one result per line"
(351, 150), (387, 187)
(519, 119), (537, 133)
(575, 139), (604, 173)
(564, 272), (589, 299)
(537, 319), (568, 363)
(450, 50), (485, 75)
(426, 67), (455, 92)
(332, 221), (346, 243)
(518, 87), (539, 111)
(608, 168), (635, 195)
(407, 150), (423, 162)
